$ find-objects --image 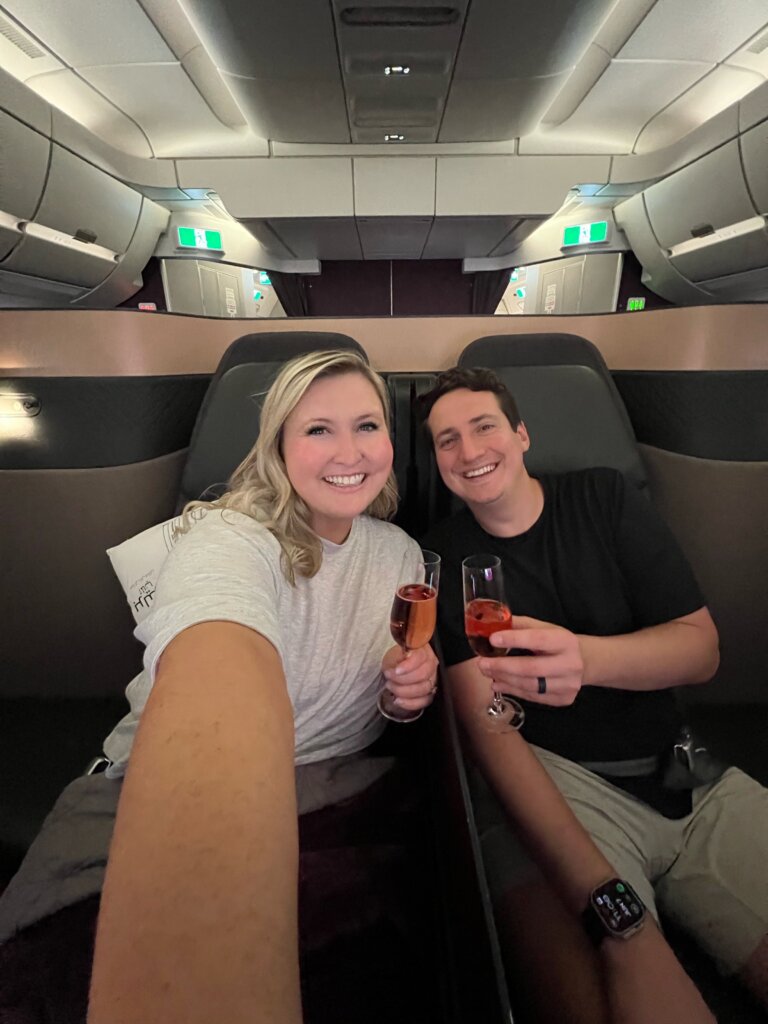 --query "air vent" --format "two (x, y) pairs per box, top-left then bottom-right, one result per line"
(748, 29), (768, 54)
(340, 6), (460, 27)
(0, 13), (45, 59)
